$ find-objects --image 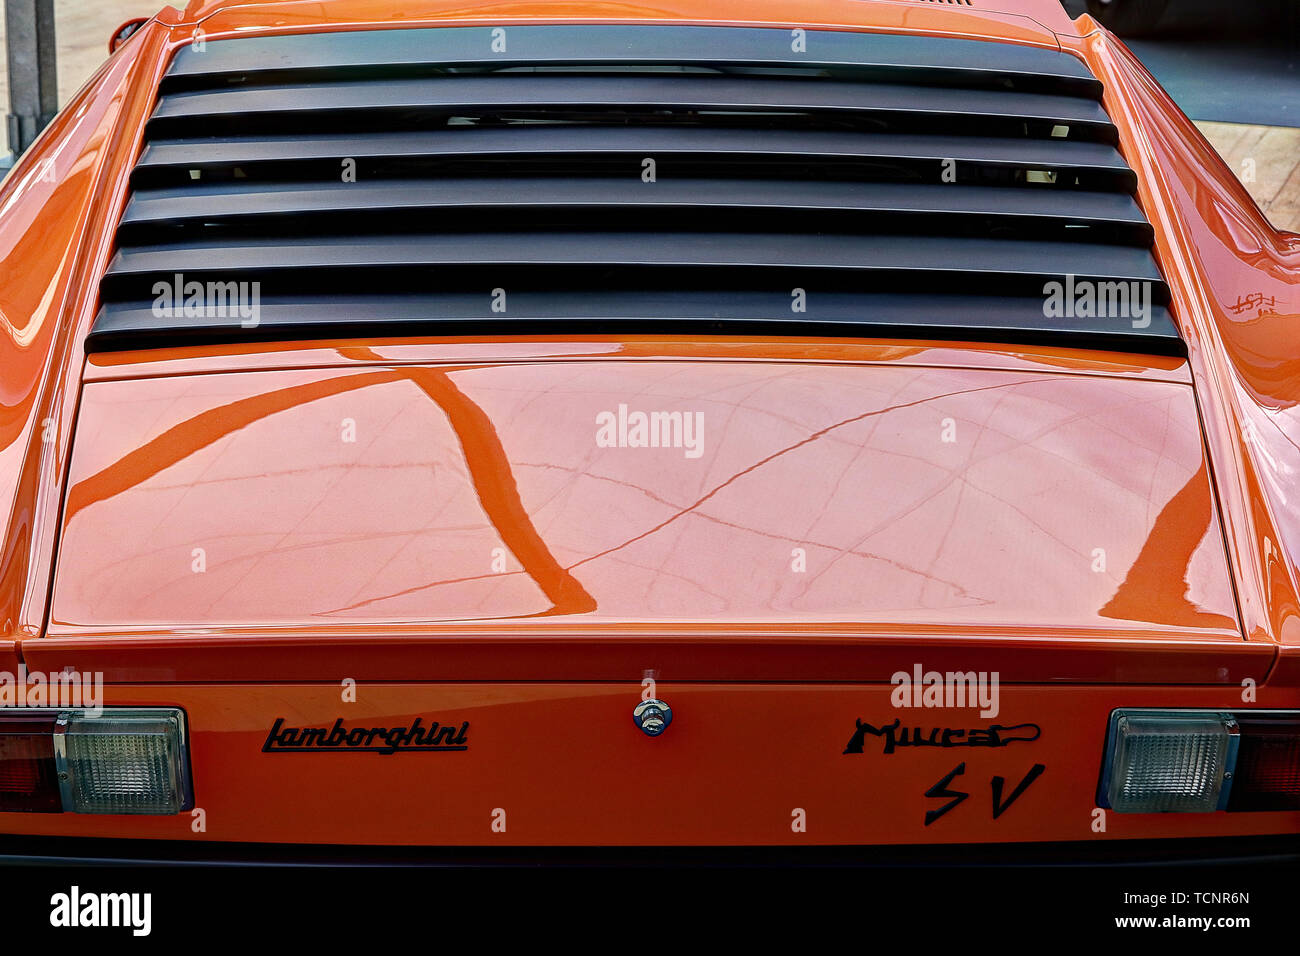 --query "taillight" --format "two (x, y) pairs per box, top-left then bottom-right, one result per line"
(1099, 709), (1300, 813)
(0, 708), (191, 815)
(0, 714), (62, 812)
(1228, 714), (1300, 811)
